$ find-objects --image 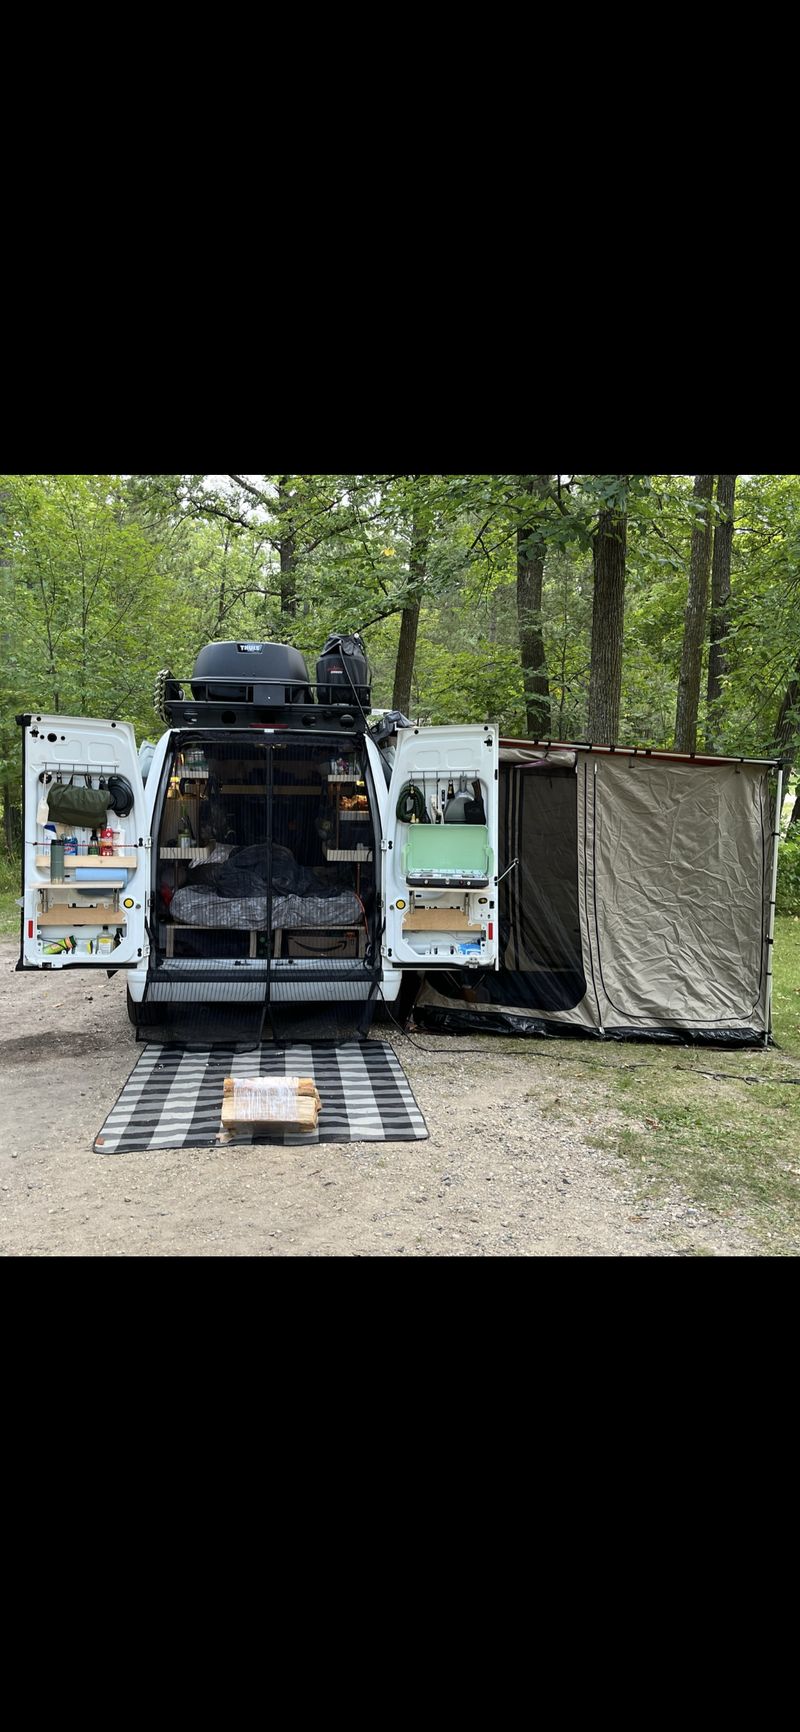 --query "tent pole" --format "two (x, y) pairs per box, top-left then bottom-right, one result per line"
(763, 764), (784, 1048)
